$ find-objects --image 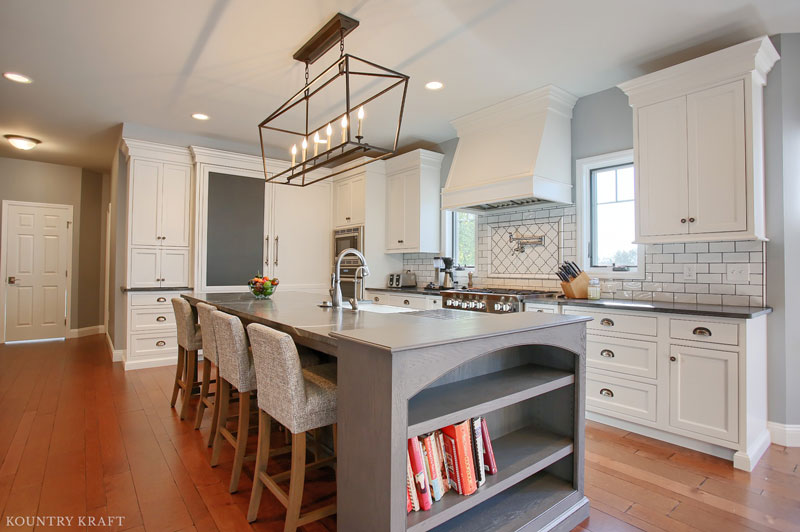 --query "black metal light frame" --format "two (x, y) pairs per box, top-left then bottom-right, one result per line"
(259, 14), (409, 187)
